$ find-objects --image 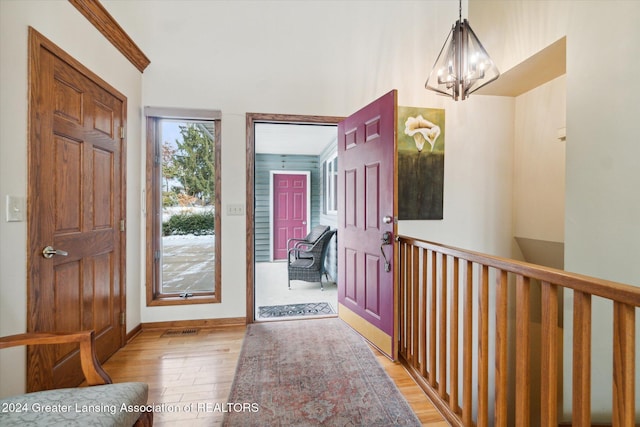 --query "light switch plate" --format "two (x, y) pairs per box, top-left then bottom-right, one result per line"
(6, 195), (25, 222)
(226, 204), (244, 216)
(557, 127), (566, 141)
